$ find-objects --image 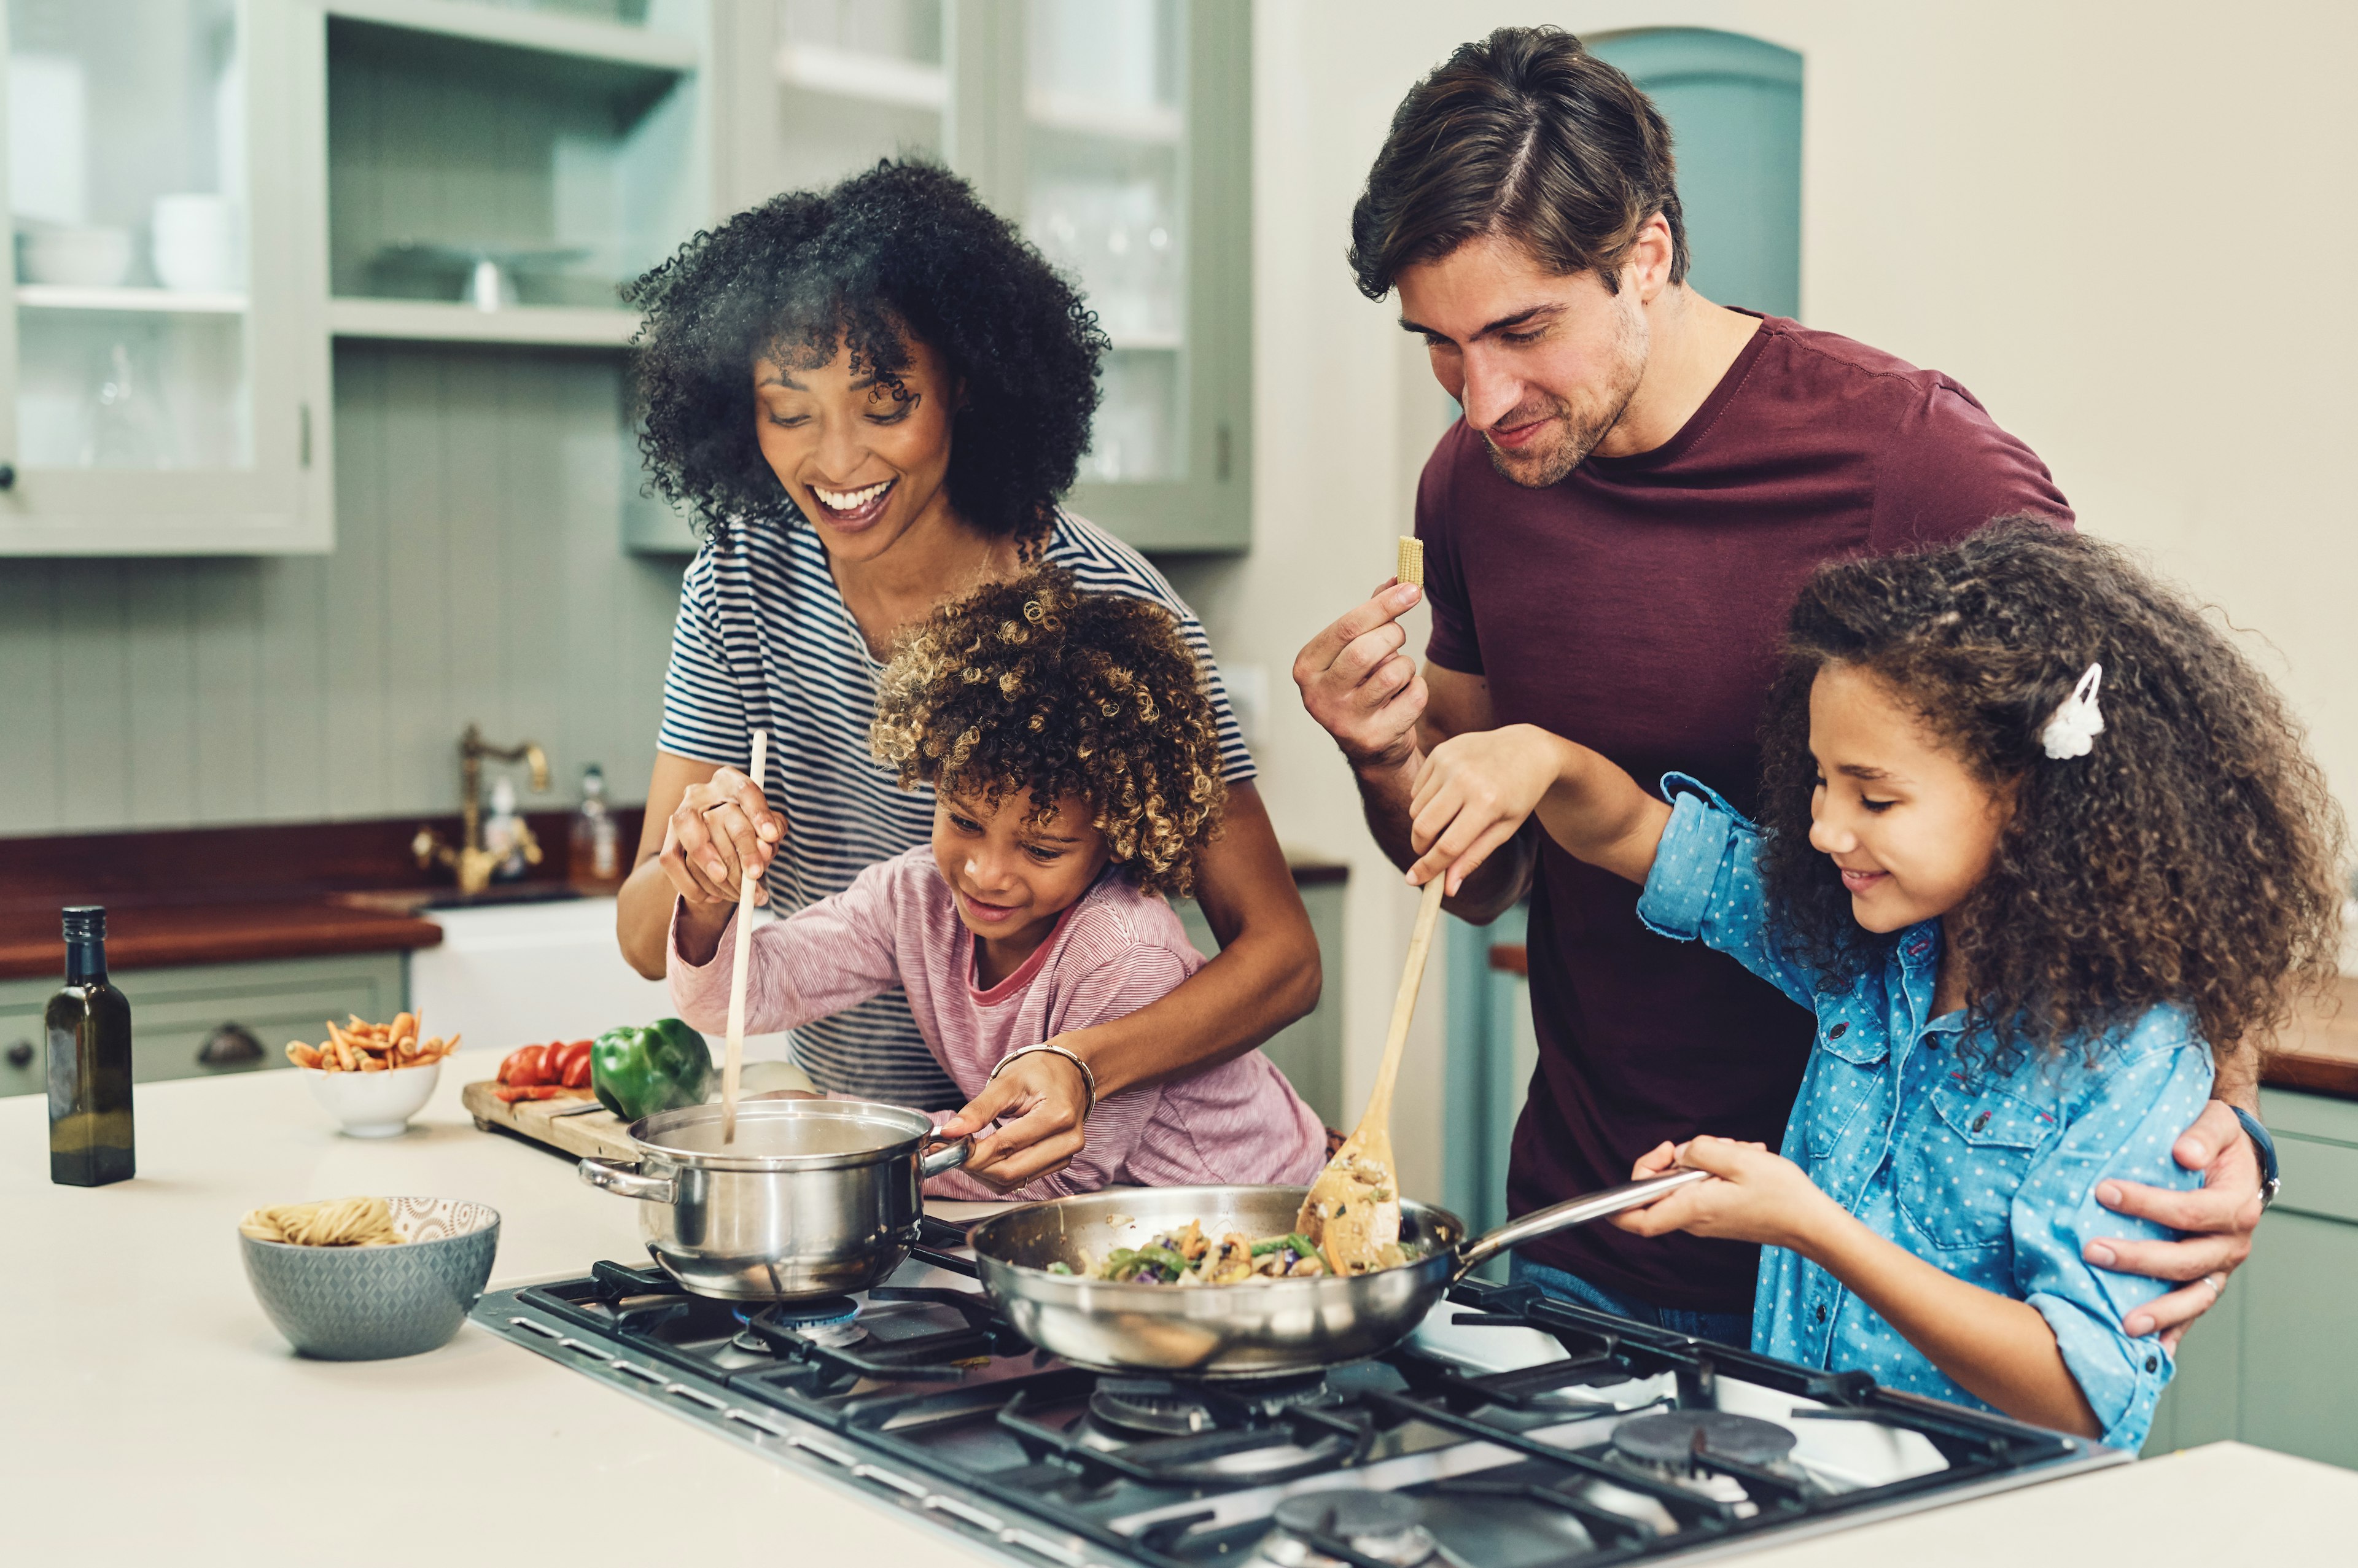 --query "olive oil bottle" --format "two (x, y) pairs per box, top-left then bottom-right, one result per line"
(48, 905), (134, 1186)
